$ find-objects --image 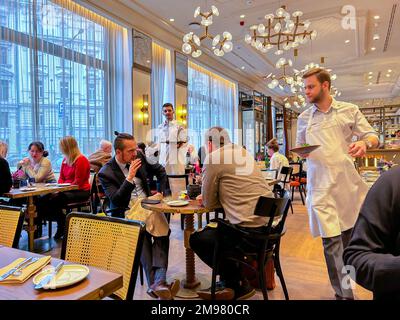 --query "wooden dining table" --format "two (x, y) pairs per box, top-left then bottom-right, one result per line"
(141, 199), (210, 299)
(4, 183), (78, 252)
(0, 246), (123, 300)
